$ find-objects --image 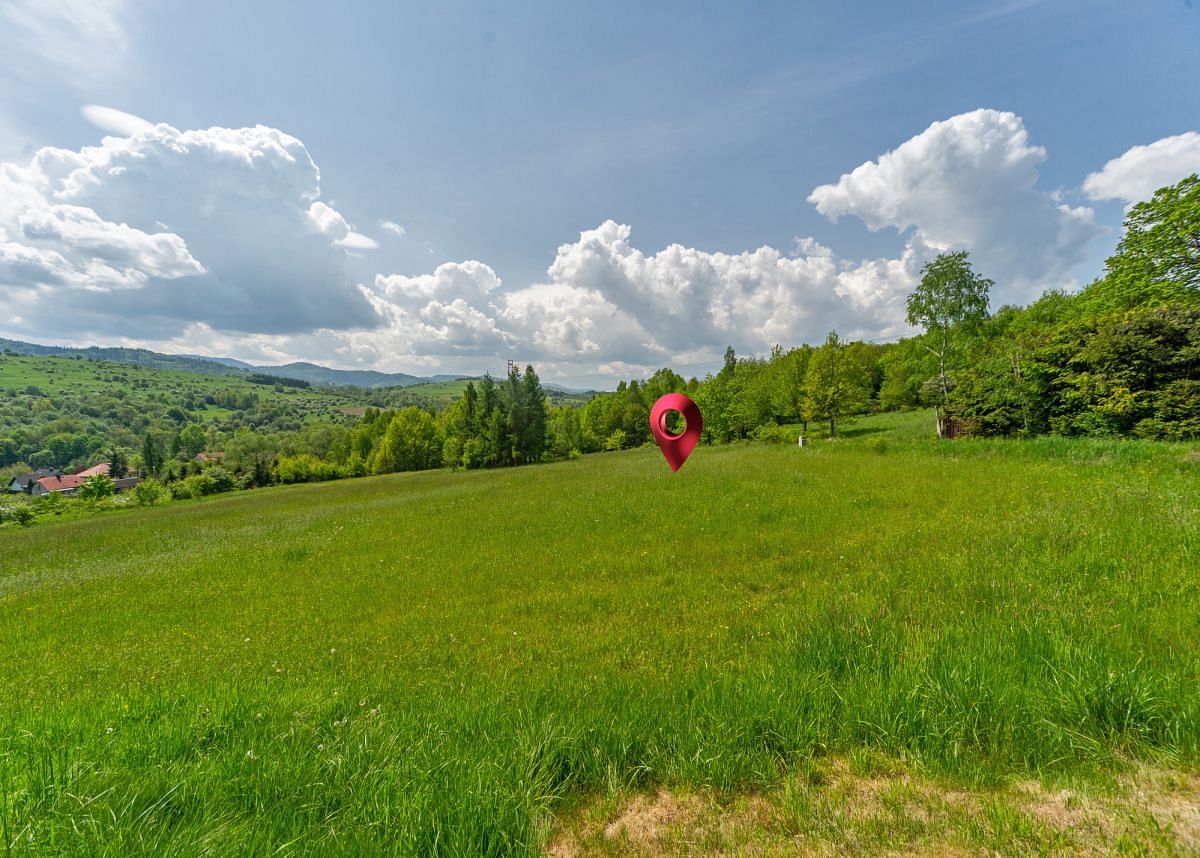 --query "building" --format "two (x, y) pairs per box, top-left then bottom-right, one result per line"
(7, 468), (63, 493)
(31, 473), (86, 497)
(76, 462), (111, 478)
